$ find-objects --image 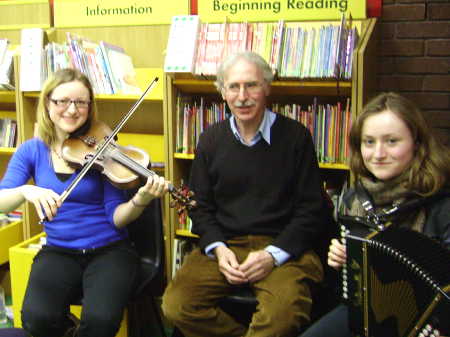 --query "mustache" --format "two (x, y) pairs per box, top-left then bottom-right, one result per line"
(234, 100), (256, 108)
